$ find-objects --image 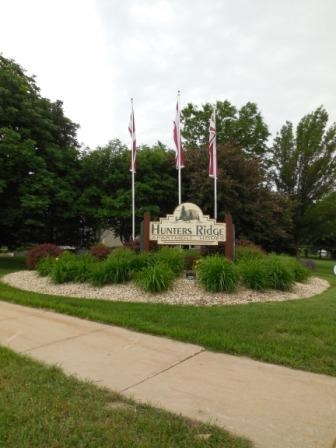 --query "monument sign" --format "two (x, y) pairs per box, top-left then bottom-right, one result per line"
(149, 202), (226, 246)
